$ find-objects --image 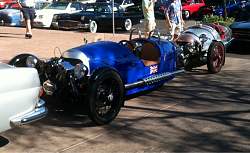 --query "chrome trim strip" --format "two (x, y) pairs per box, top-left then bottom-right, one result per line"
(10, 99), (48, 126)
(125, 69), (185, 89)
